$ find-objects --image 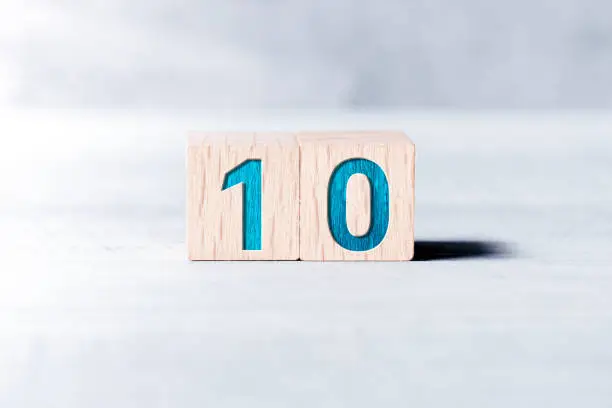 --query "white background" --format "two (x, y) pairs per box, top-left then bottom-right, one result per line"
(1, 0), (611, 405)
